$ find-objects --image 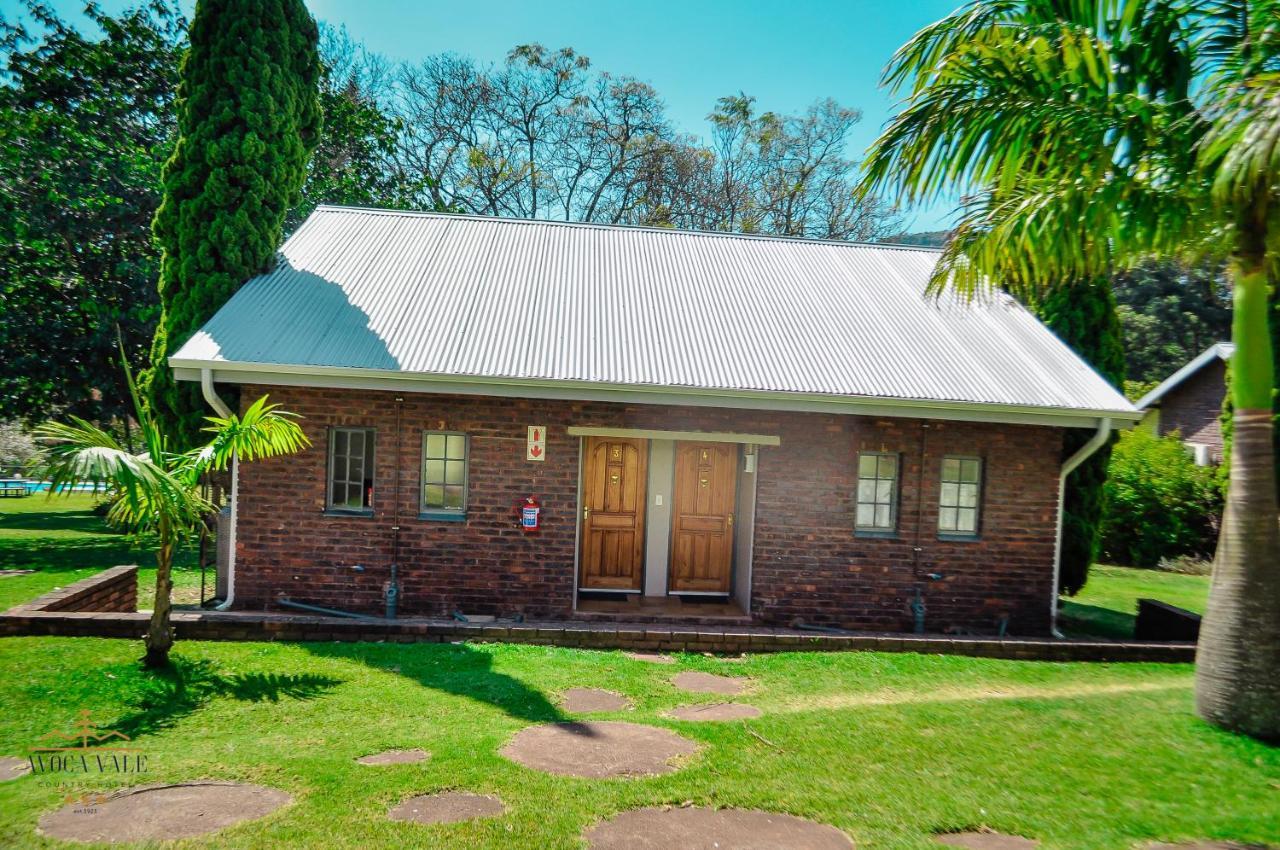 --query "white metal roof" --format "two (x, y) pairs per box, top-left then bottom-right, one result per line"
(171, 206), (1138, 426)
(1136, 342), (1234, 410)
